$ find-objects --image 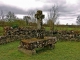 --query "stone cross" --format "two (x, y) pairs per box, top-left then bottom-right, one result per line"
(35, 10), (45, 29)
